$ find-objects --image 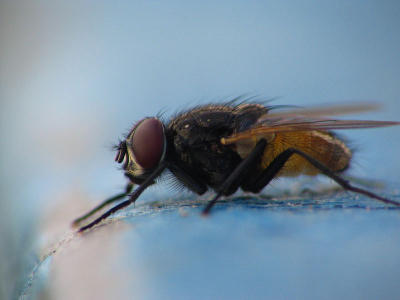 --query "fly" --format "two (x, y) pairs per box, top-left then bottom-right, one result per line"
(73, 101), (400, 232)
